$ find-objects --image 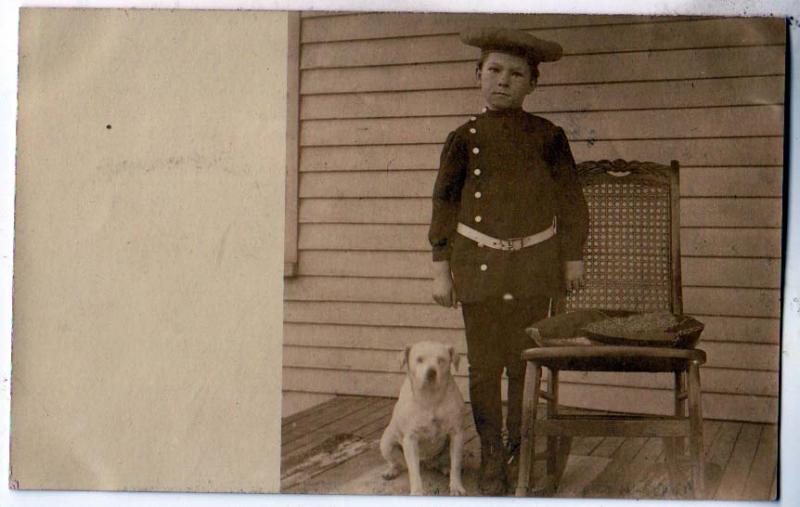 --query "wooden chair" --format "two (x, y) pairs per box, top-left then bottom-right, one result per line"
(514, 159), (706, 499)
